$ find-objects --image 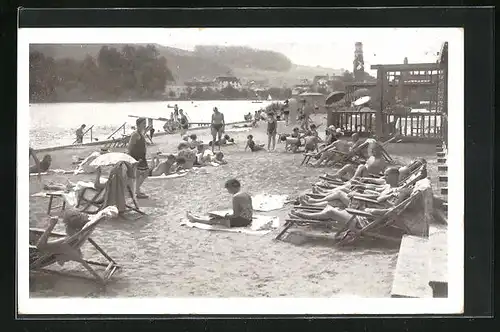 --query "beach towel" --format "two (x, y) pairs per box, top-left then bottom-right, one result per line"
(29, 169), (75, 176)
(226, 127), (252, 132)
(252, 194), (289, 212)
(147, 172), (188, 180)
(102, 162), (130, 213)
(180, 214), (280, 235)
